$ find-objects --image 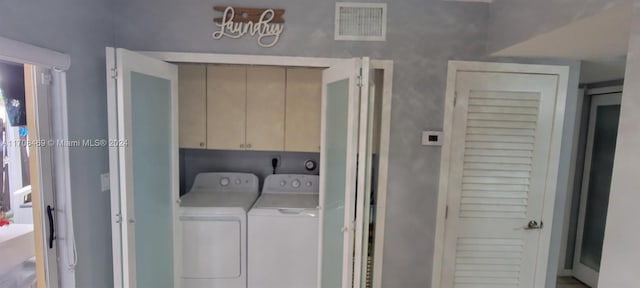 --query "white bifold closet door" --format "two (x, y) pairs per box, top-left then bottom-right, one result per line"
(441, 71), (560, 288)
(318, 57), (372, 288)
(107, 48), (179, 288)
